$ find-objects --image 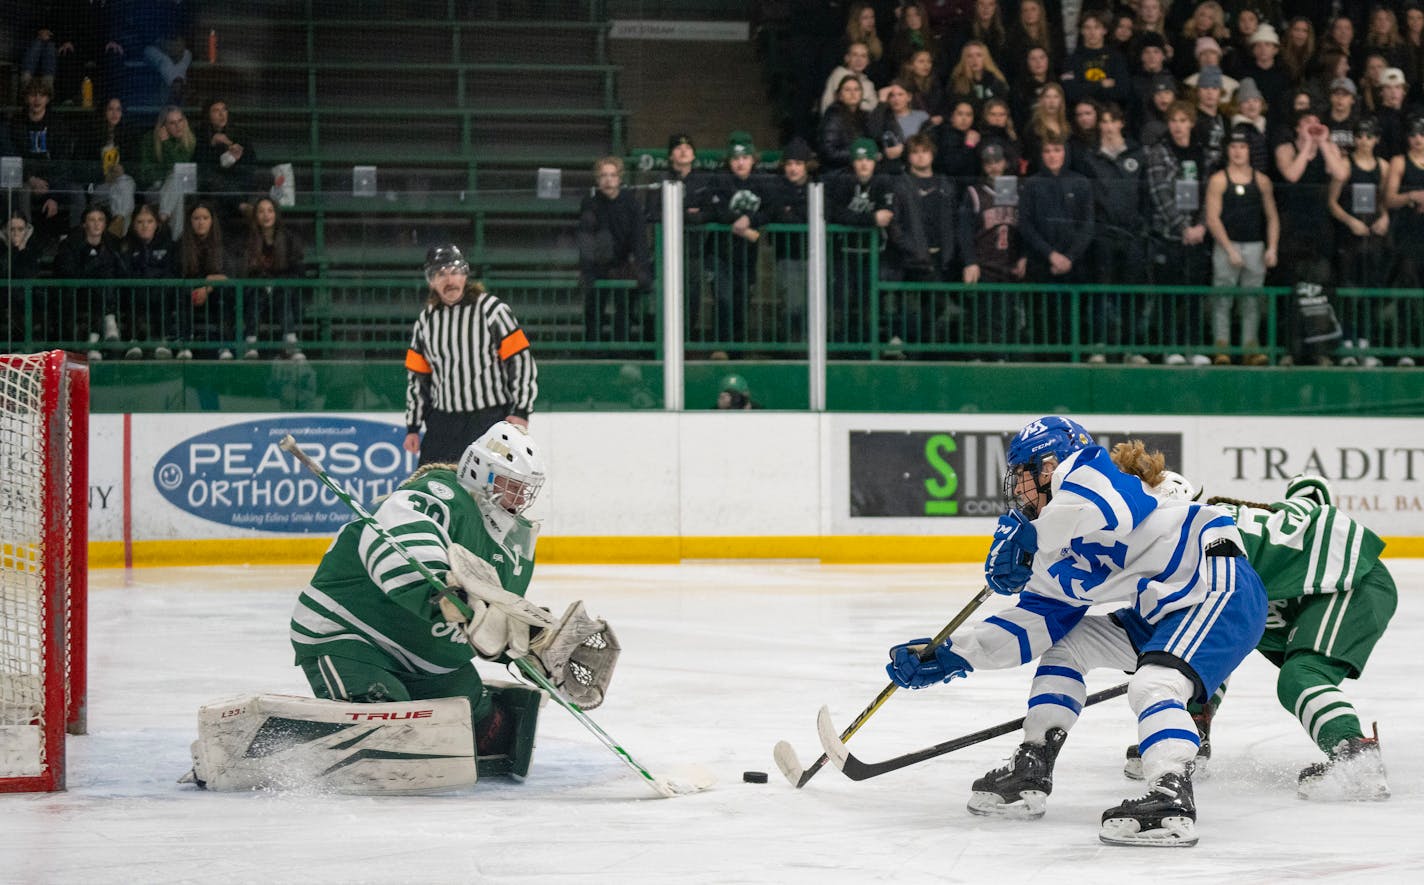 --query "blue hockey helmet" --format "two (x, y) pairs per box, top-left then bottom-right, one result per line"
(1006, 416), (1095, 469)
(1003, 416), (1095, 517)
